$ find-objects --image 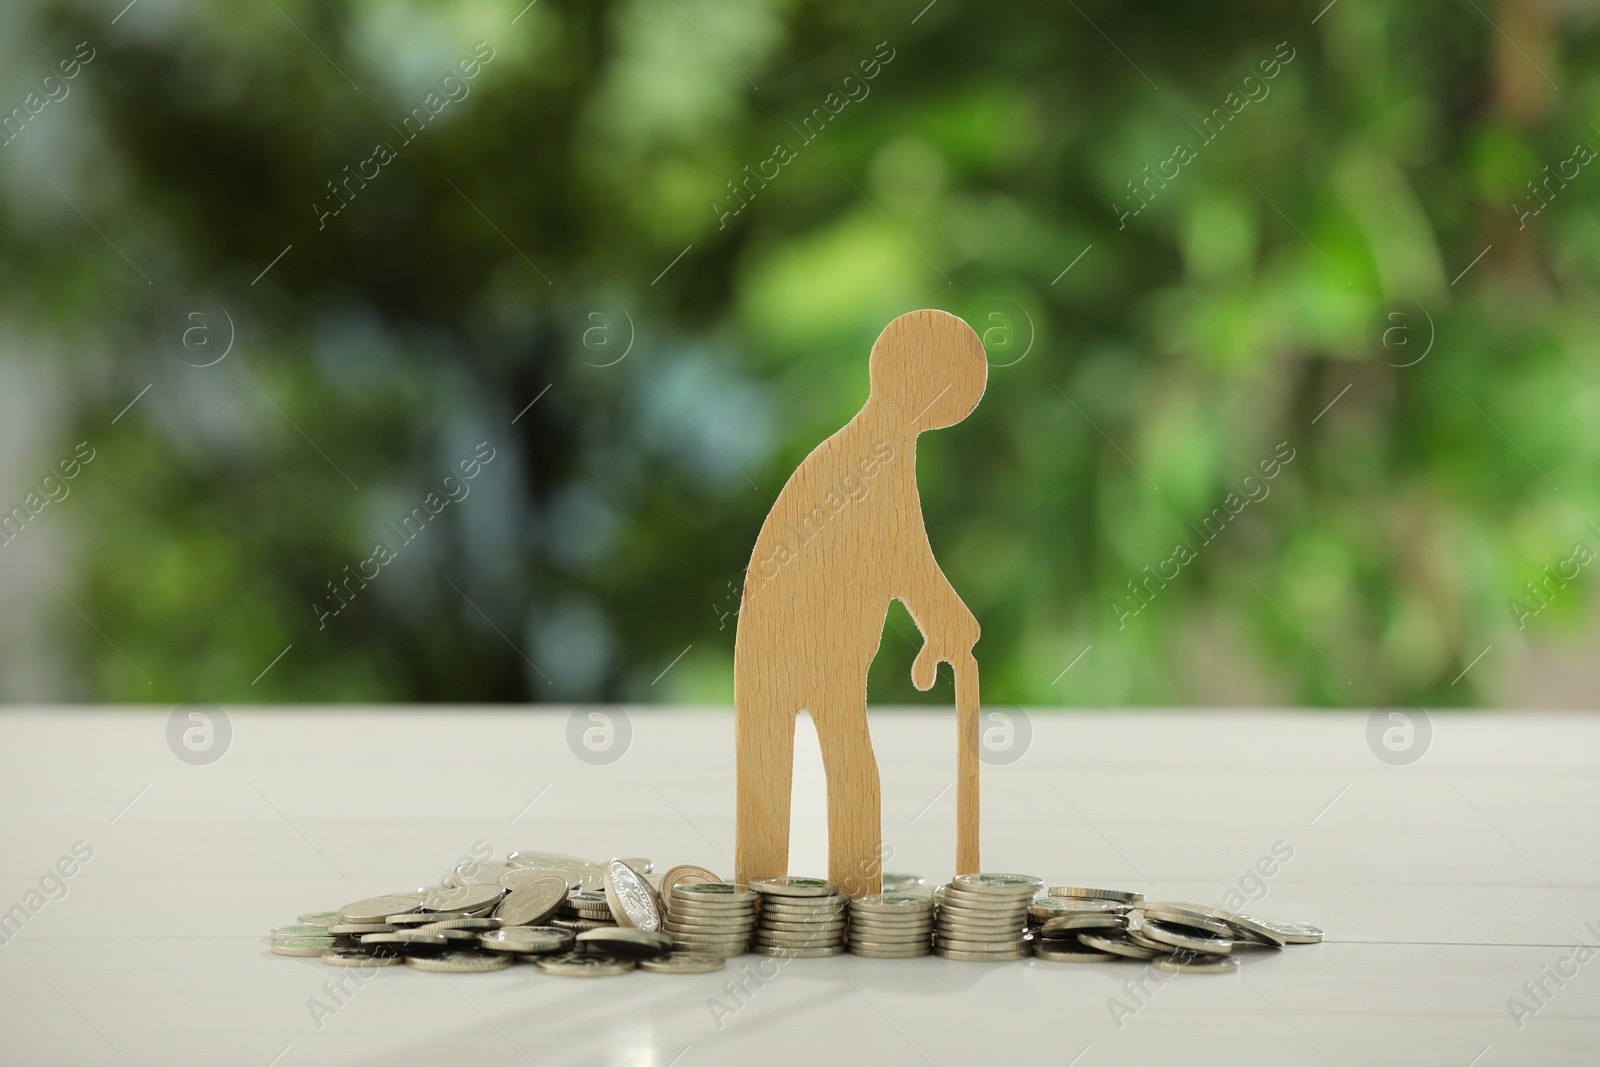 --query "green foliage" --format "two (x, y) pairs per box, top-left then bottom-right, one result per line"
(1, 0), (1595, 705)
